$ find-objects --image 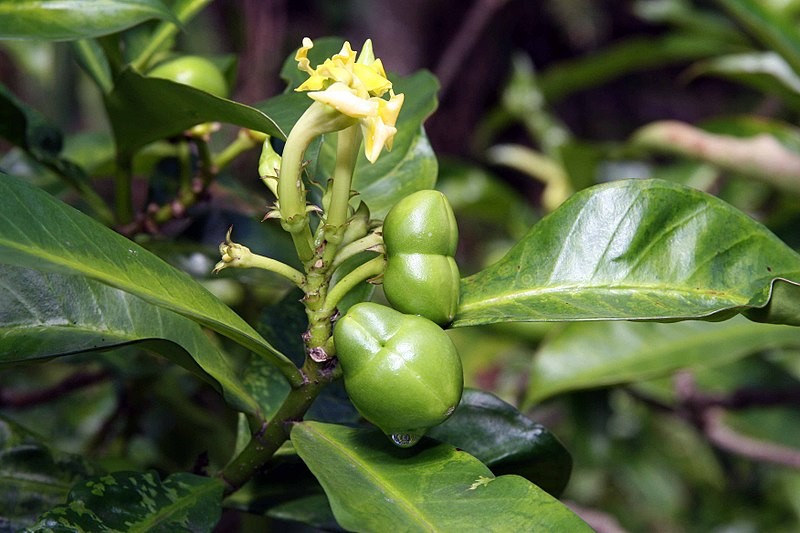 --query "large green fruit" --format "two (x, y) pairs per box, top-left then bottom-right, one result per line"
(334, 302), (463, 446)
(147, 55), (229, 98)
(382, 190), (460, 325)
